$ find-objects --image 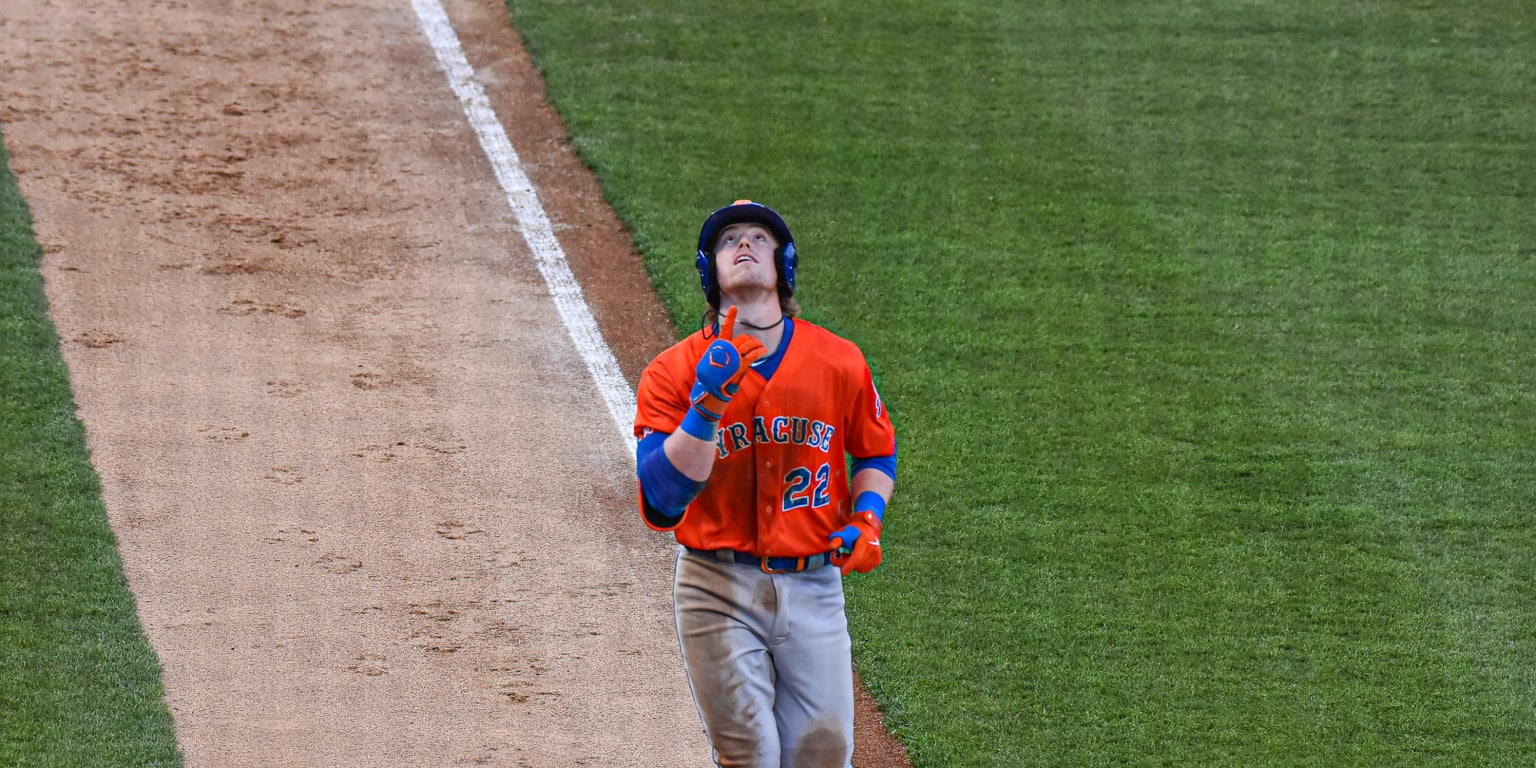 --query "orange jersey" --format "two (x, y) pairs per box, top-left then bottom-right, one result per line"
(635, 319), (896, 557)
